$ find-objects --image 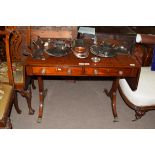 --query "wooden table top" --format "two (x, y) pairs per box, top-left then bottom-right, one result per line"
(25, 52), (140, 69)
